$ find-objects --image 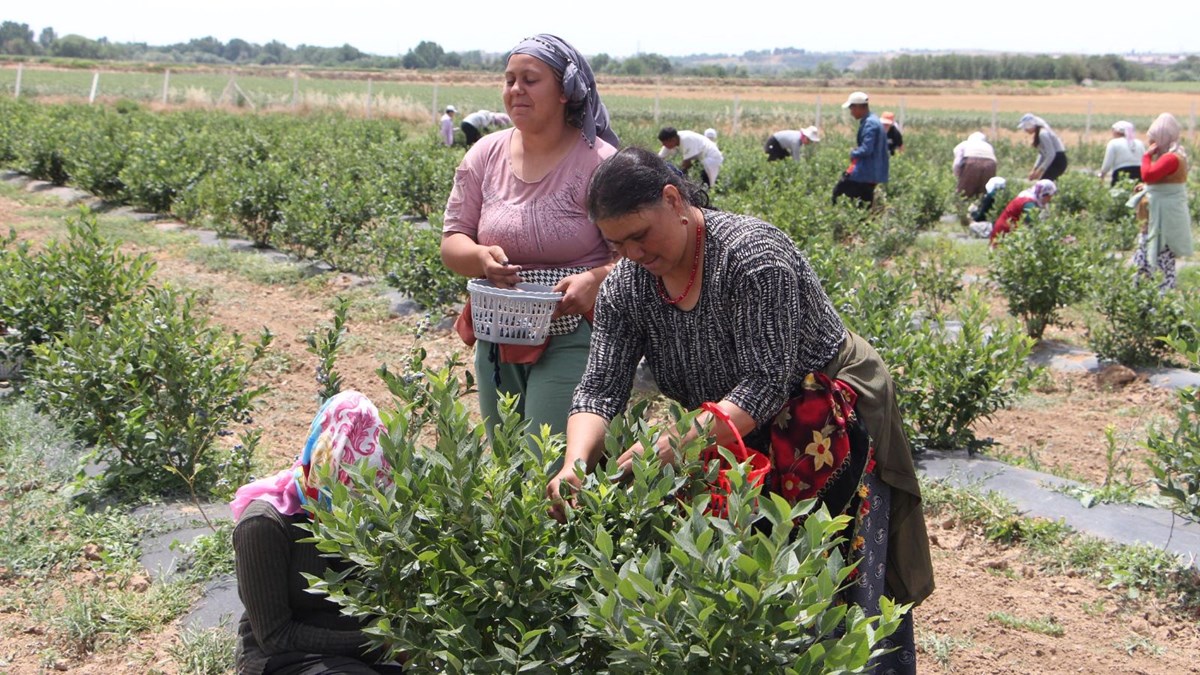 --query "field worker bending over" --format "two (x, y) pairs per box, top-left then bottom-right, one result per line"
(461, 109), (512, 147)
(880, 112), (903, 156)
(440, 105), (458, 147)
(658, 127), (724, 189)
(952, 132), (997, 198)
(1017, 113), (1068, 181)
(989, 178), (1057, 246)
(549, 147), (933, 674)
(764, 126), (821, 161)
(832, 91), (888, 207)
